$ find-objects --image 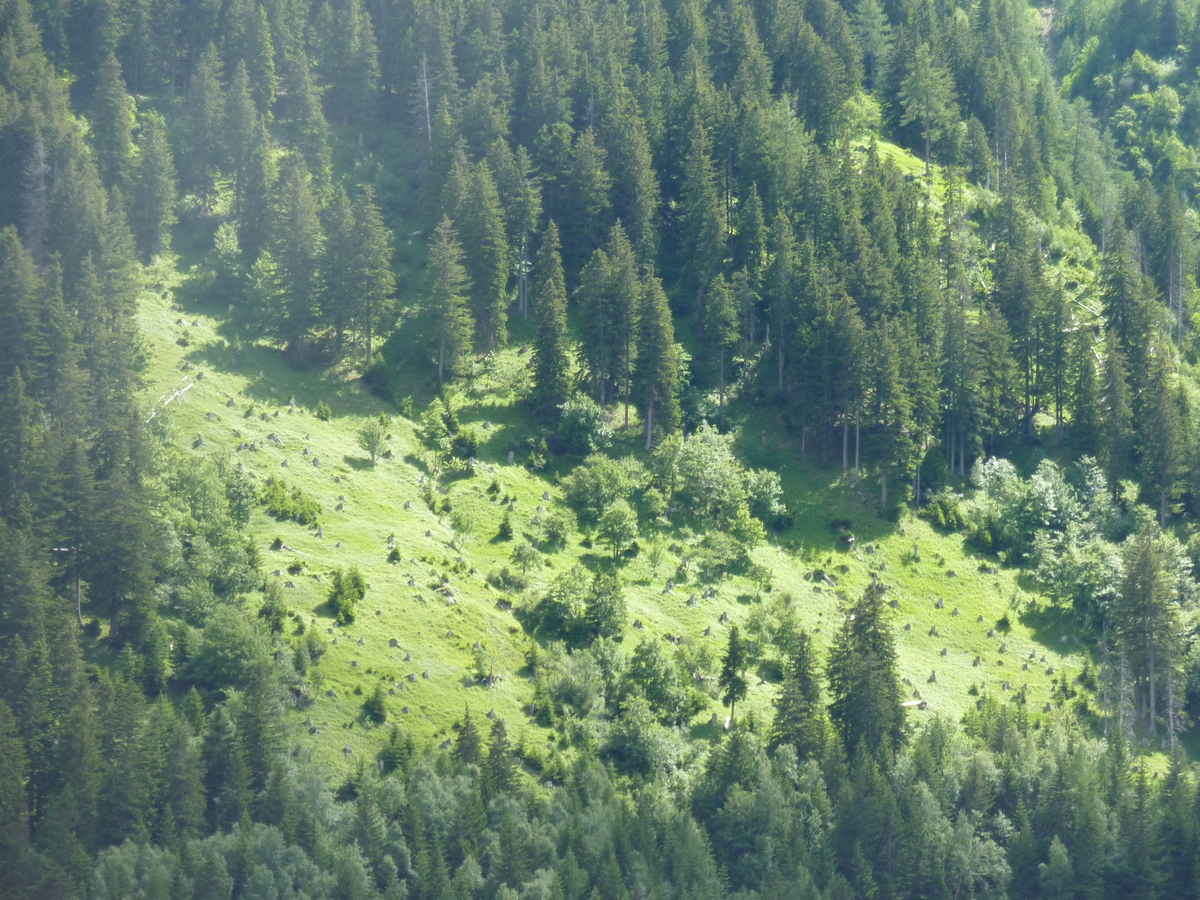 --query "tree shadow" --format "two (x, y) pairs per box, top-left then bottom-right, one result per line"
(1019, 602), (1089, 653)
(342, 456), (374, 472)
